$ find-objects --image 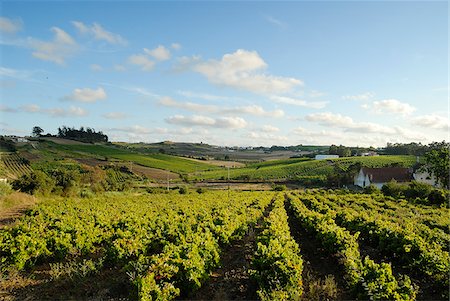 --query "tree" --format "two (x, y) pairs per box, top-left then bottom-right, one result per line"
(423, 142), (449, 188)
(32, 126), (44, 137)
